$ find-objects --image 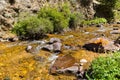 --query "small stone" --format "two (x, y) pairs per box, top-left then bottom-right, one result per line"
(26, 45), (40, 54)
(80, 59), (87, 63)
(26, 45), (32, 51)
(110, 30), (120, 34)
